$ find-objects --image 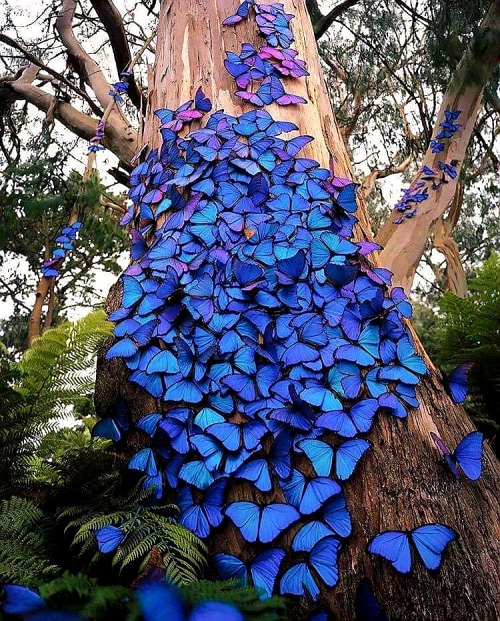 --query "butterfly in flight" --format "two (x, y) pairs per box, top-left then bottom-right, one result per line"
(430, 431), (483, 481)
